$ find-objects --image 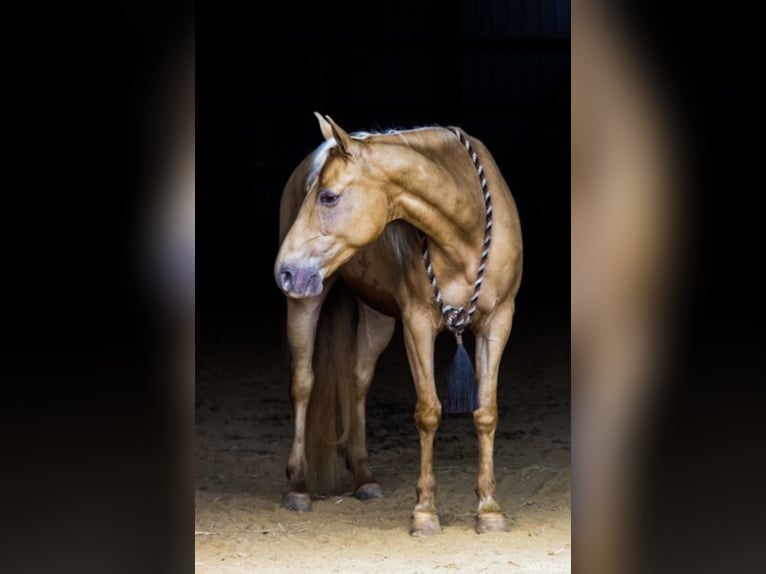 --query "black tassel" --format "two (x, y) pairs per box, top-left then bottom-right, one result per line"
(444, 333), (478, 414)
